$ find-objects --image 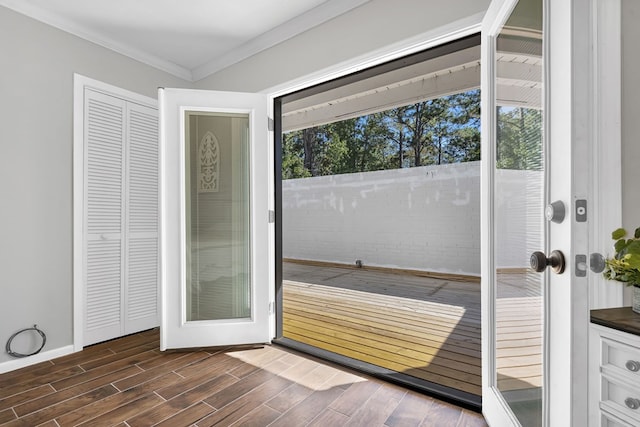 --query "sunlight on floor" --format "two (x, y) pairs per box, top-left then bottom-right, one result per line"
(226, 346), (367, 391)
